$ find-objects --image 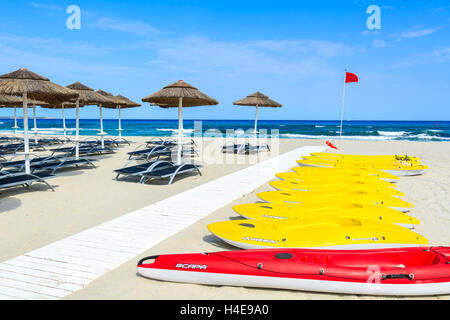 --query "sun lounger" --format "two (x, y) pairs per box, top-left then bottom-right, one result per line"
(146, 137), (197, 148)
(111, 137), (131, 145)
(36, 137), (64, 145)
(0, 155), (66, 170)
(114, 160), (174, 181)
(79, 138), (120, 147)
(0, 171), (55, 192)
(0, 142), (46, 153)
(29, 157), (97, 174)
(138, 162), (202, 185)
(50, 144), (115, 156)
(127, 145), (174, 161)
(222, 143), (270, 154)
(152, 146), (199, 159)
